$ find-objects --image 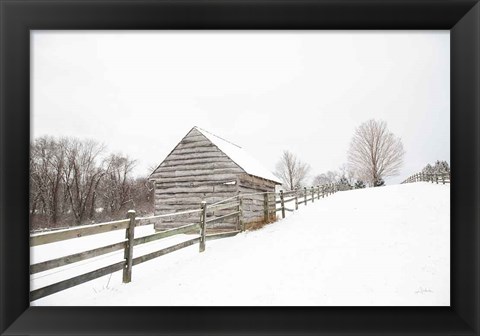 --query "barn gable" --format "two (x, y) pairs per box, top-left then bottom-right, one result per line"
(150, 127), (245, 183)
(150, 127), (281, 185)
